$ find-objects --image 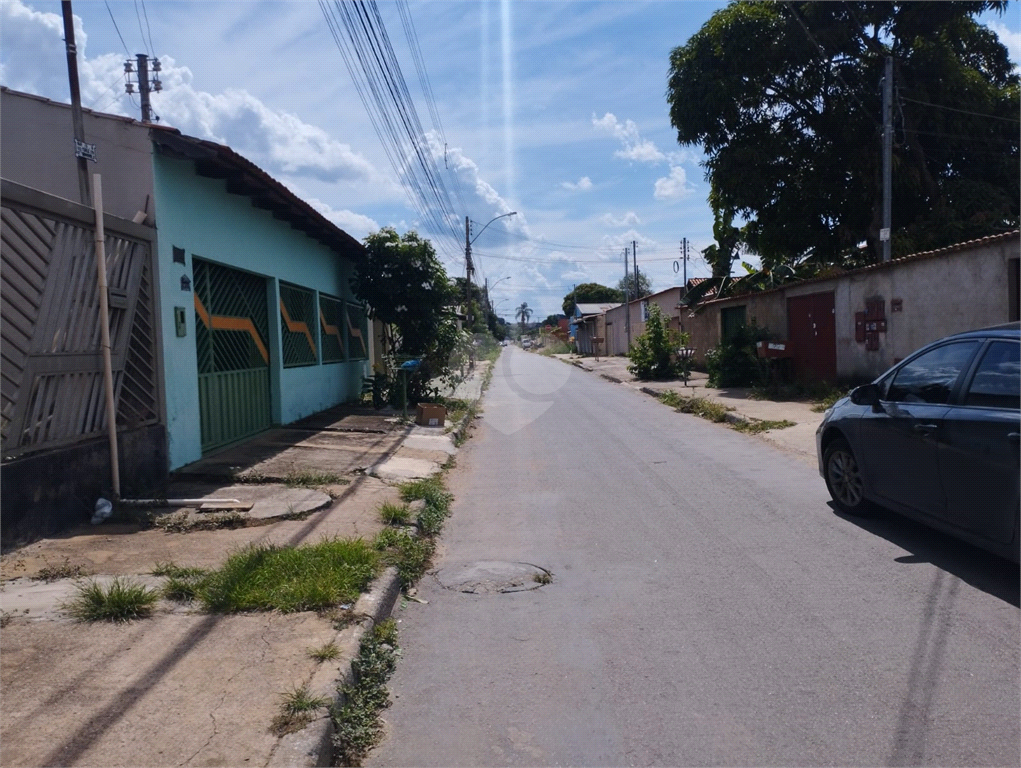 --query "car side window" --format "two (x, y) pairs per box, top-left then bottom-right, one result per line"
(964, 341), (1020, 410)
(886, 341), (979, 404)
